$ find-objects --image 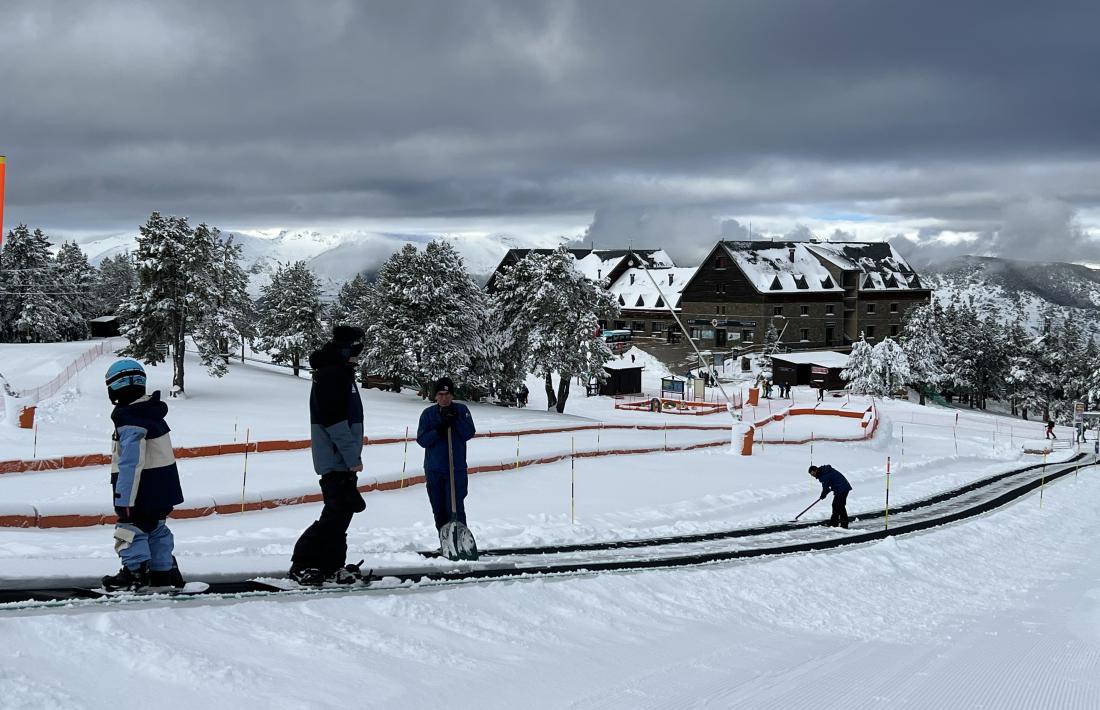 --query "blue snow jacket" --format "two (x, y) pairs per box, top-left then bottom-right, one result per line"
(110, 391), (185, 512)
(816, 464), (852, 498)
(416, 402), (476, 479)
(309, 344), (364, 475)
